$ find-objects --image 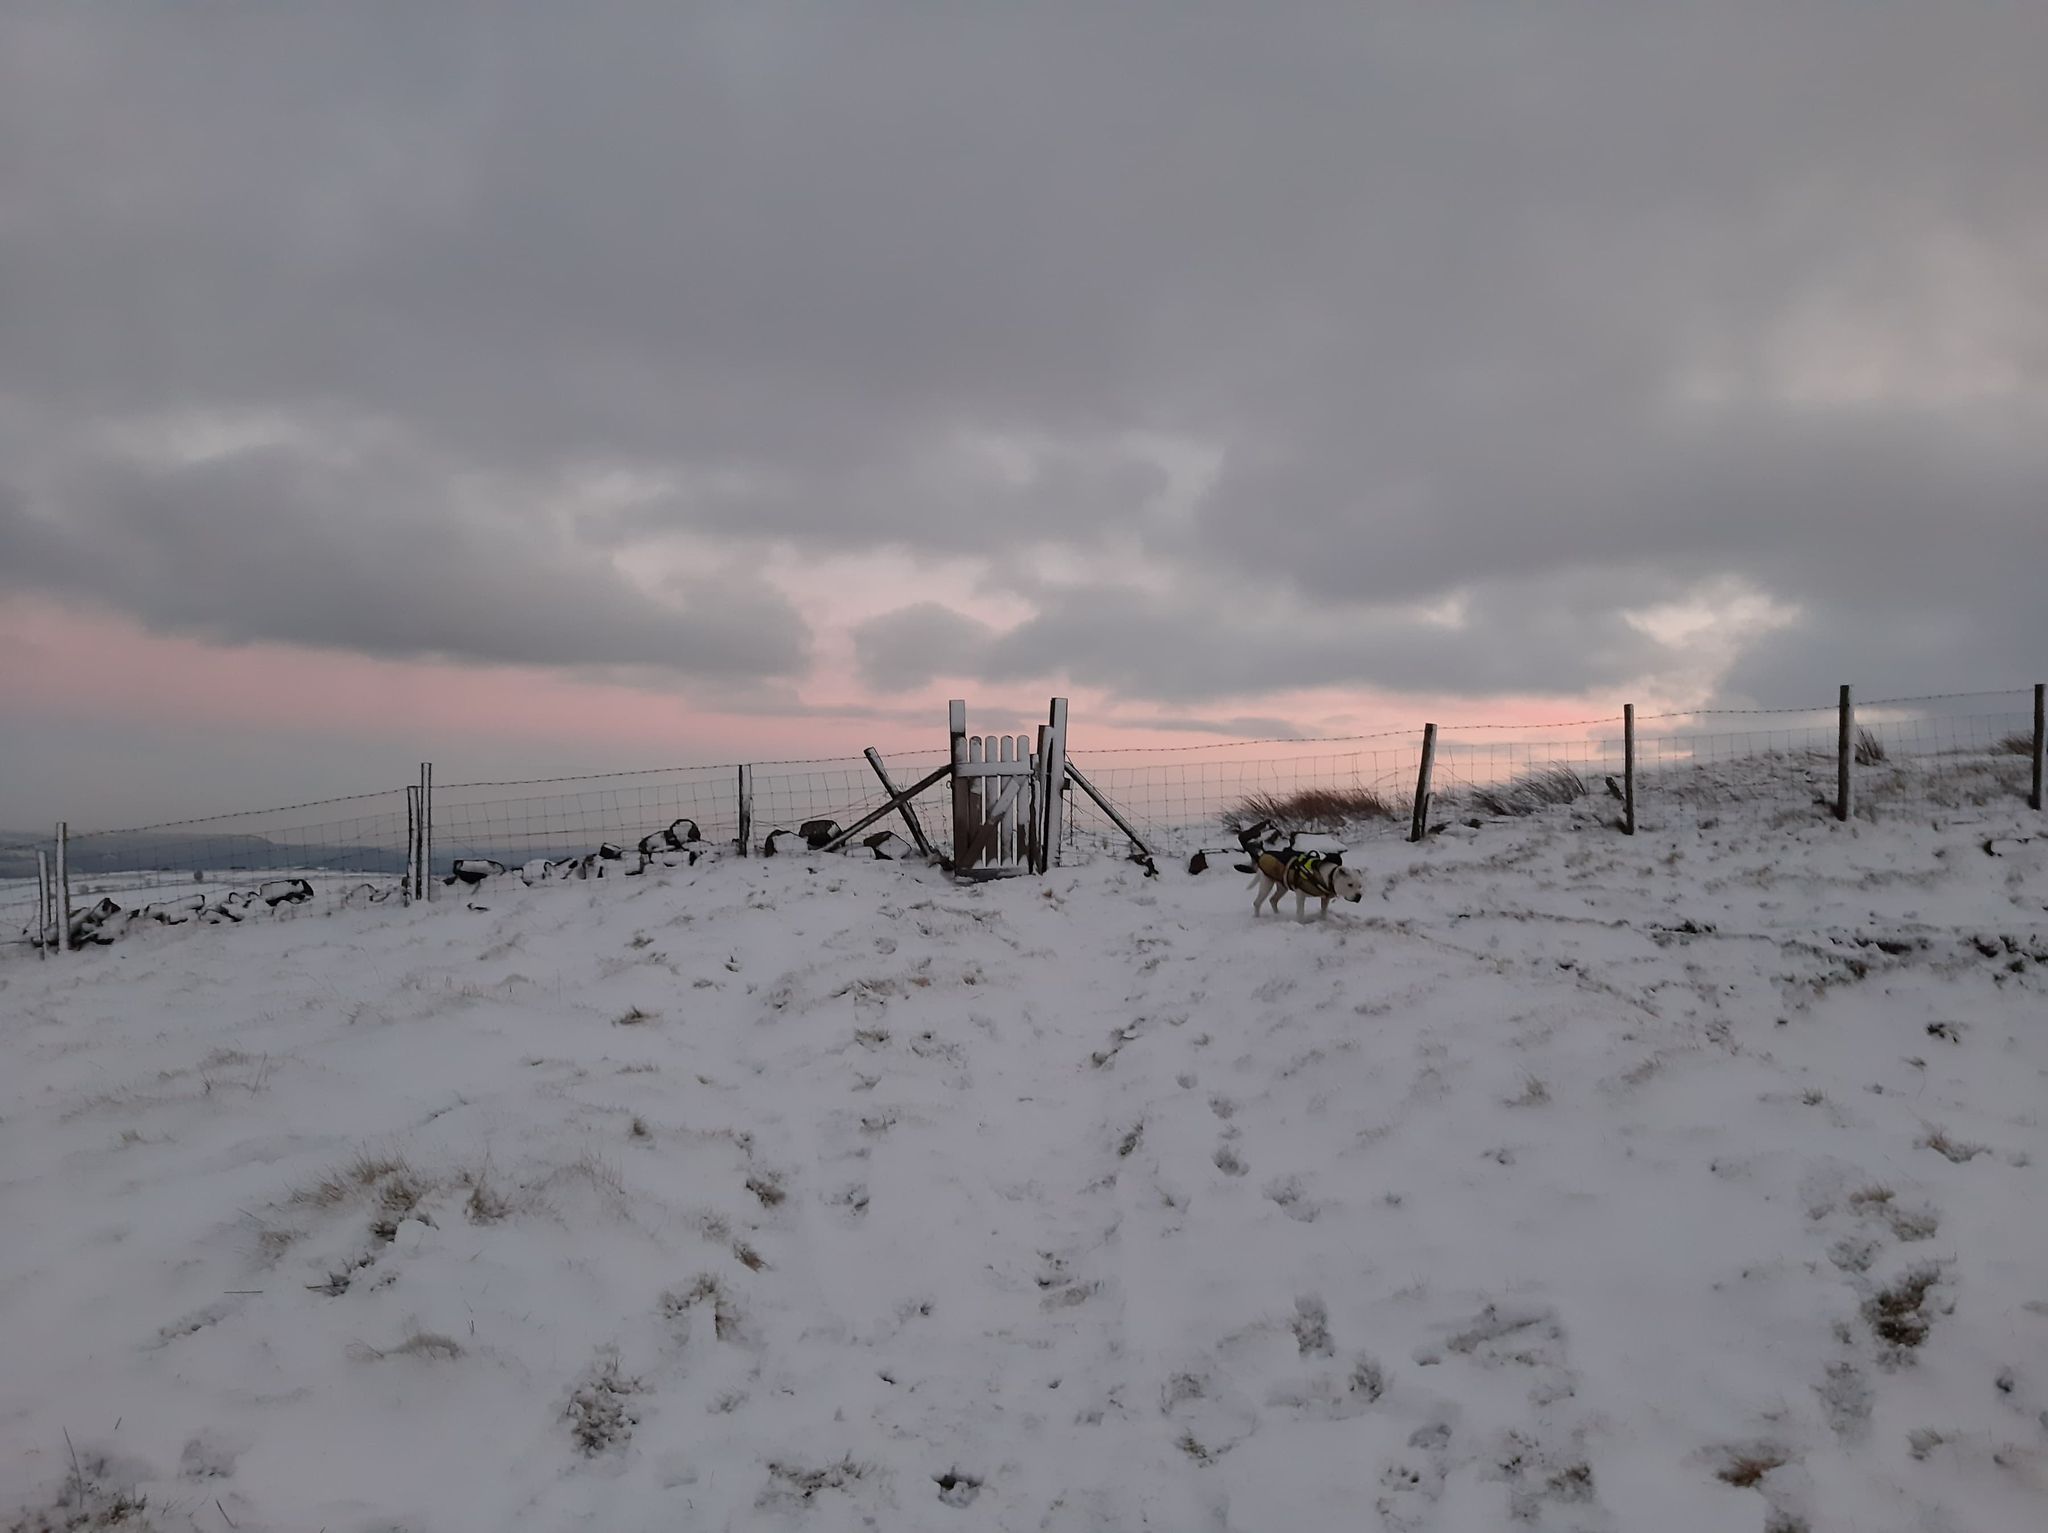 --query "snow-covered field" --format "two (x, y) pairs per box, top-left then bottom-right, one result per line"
(3, 797), (2045, 1533)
